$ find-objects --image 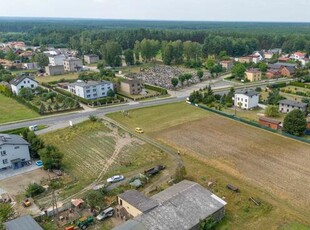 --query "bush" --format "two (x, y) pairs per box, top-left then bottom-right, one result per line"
(283, 110), (307, 136)
(89, 115), (98, 122)
(25, 183), (45, 197)
(144, 84), (168, 95)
